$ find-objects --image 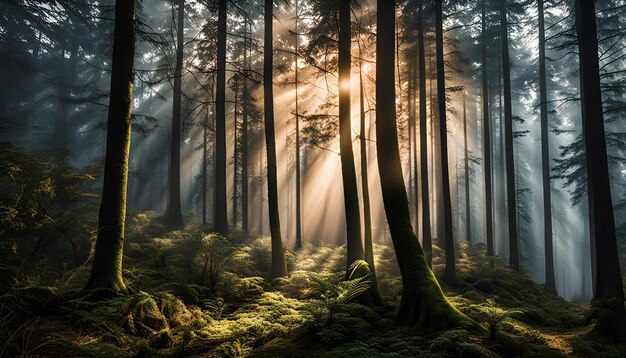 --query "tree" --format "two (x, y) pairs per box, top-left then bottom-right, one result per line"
(434, 0), (456, 282)
(85, 0), (136, 293)
(537, 0), (556, 295)
(338, 0), (364, 278)
(166, 0), (185, 227)
(481, 0), (495, 257)
(215, 0), (229, 236)
(417, 0), (432, 266)
(265, 0), (288, 278)
(294, 0), (303, 249)
(574, 0), (626, 340)
(375, 0), (474, 329)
